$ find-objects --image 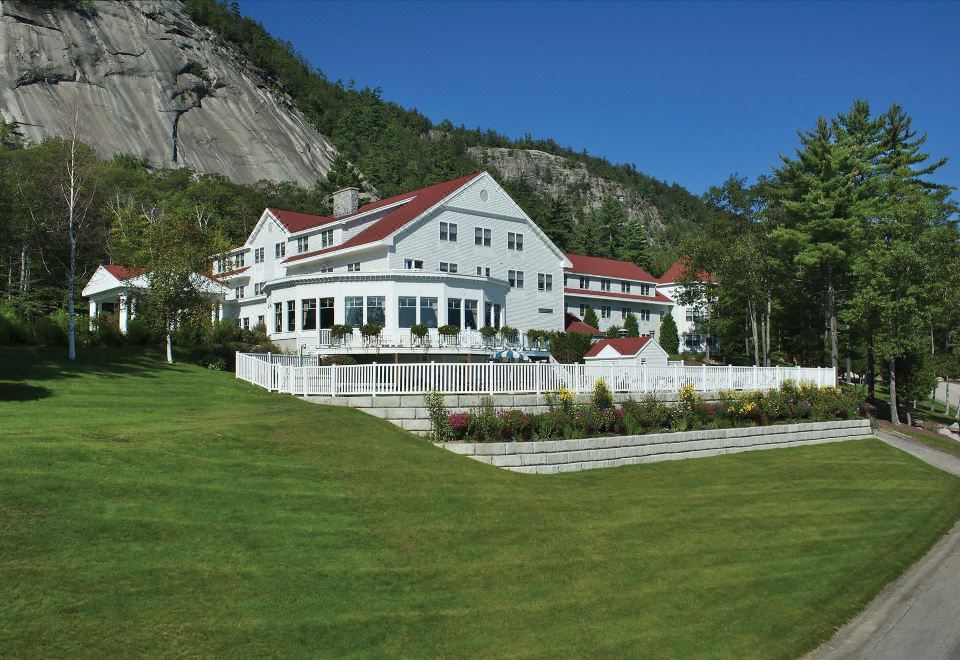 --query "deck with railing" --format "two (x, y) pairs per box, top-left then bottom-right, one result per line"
(236, 352), (836, 397)
(301, 327), (550, 355)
